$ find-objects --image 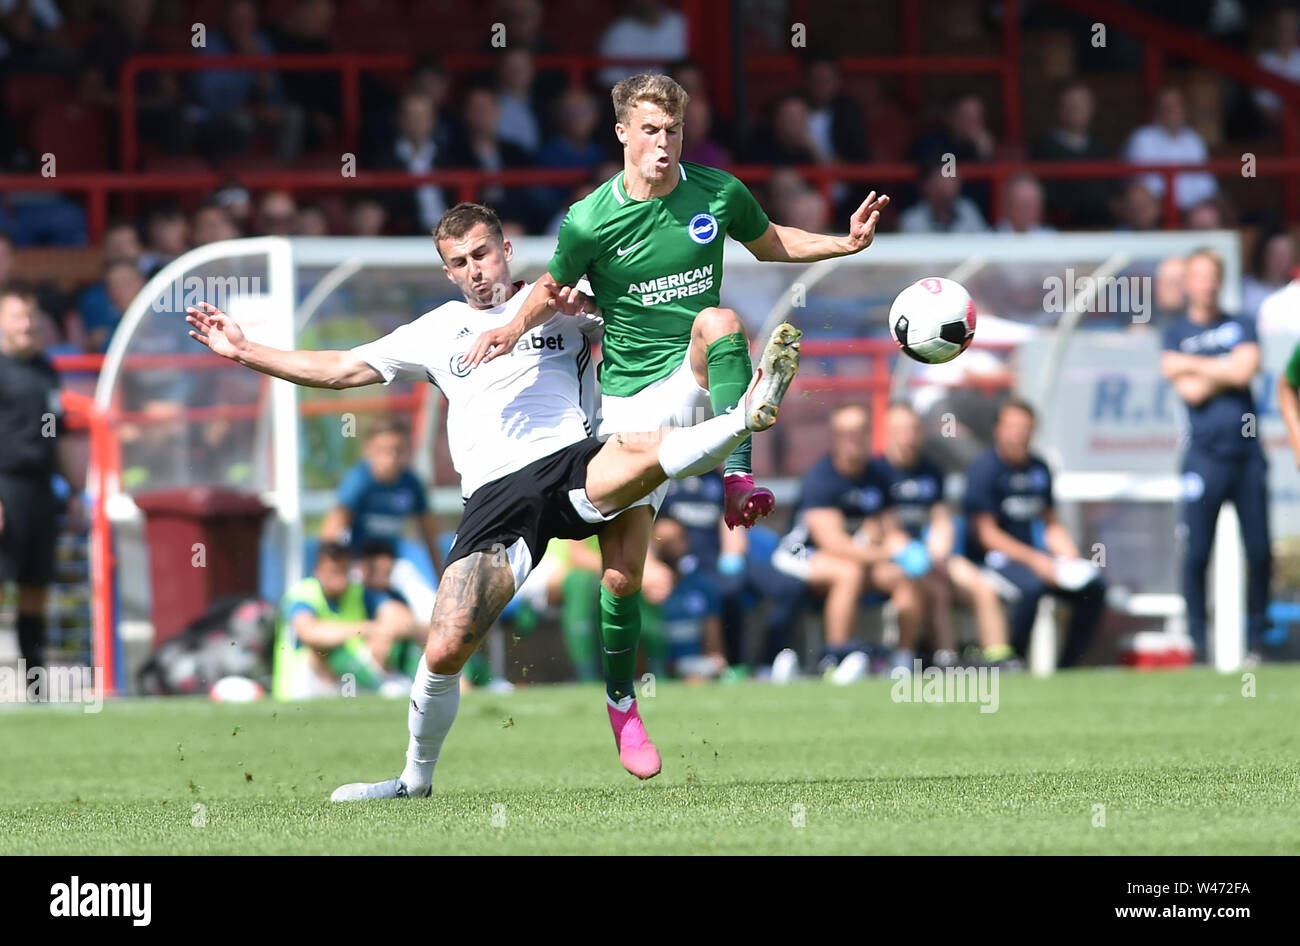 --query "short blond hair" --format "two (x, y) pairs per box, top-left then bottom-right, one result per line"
(611, 73), (689, 124)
